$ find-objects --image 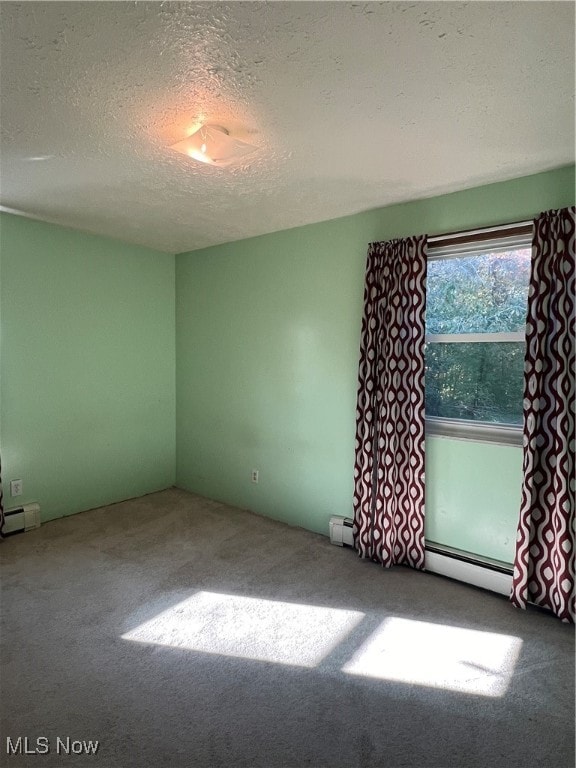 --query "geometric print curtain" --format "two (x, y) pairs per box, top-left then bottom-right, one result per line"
(511, 207), (576, 622)
(353, 235), (427, 569)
